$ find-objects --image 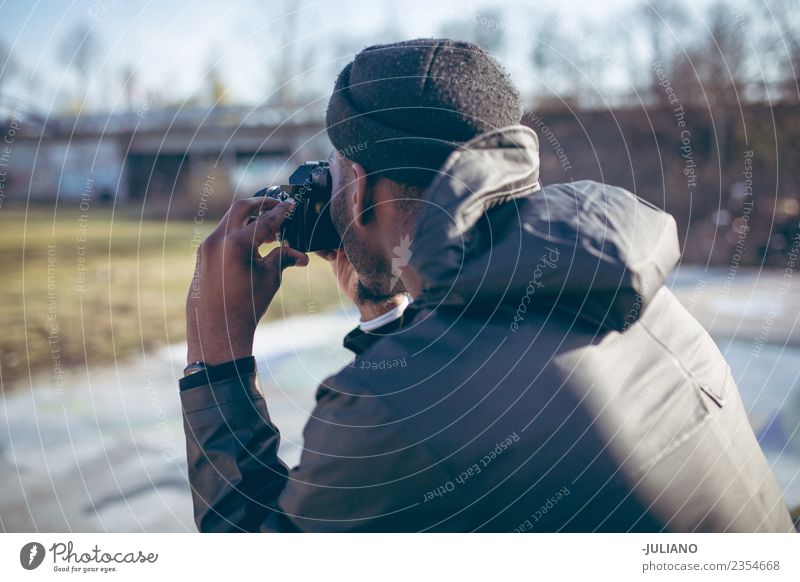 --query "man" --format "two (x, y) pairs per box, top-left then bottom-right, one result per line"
(180, 39), (795, 532)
